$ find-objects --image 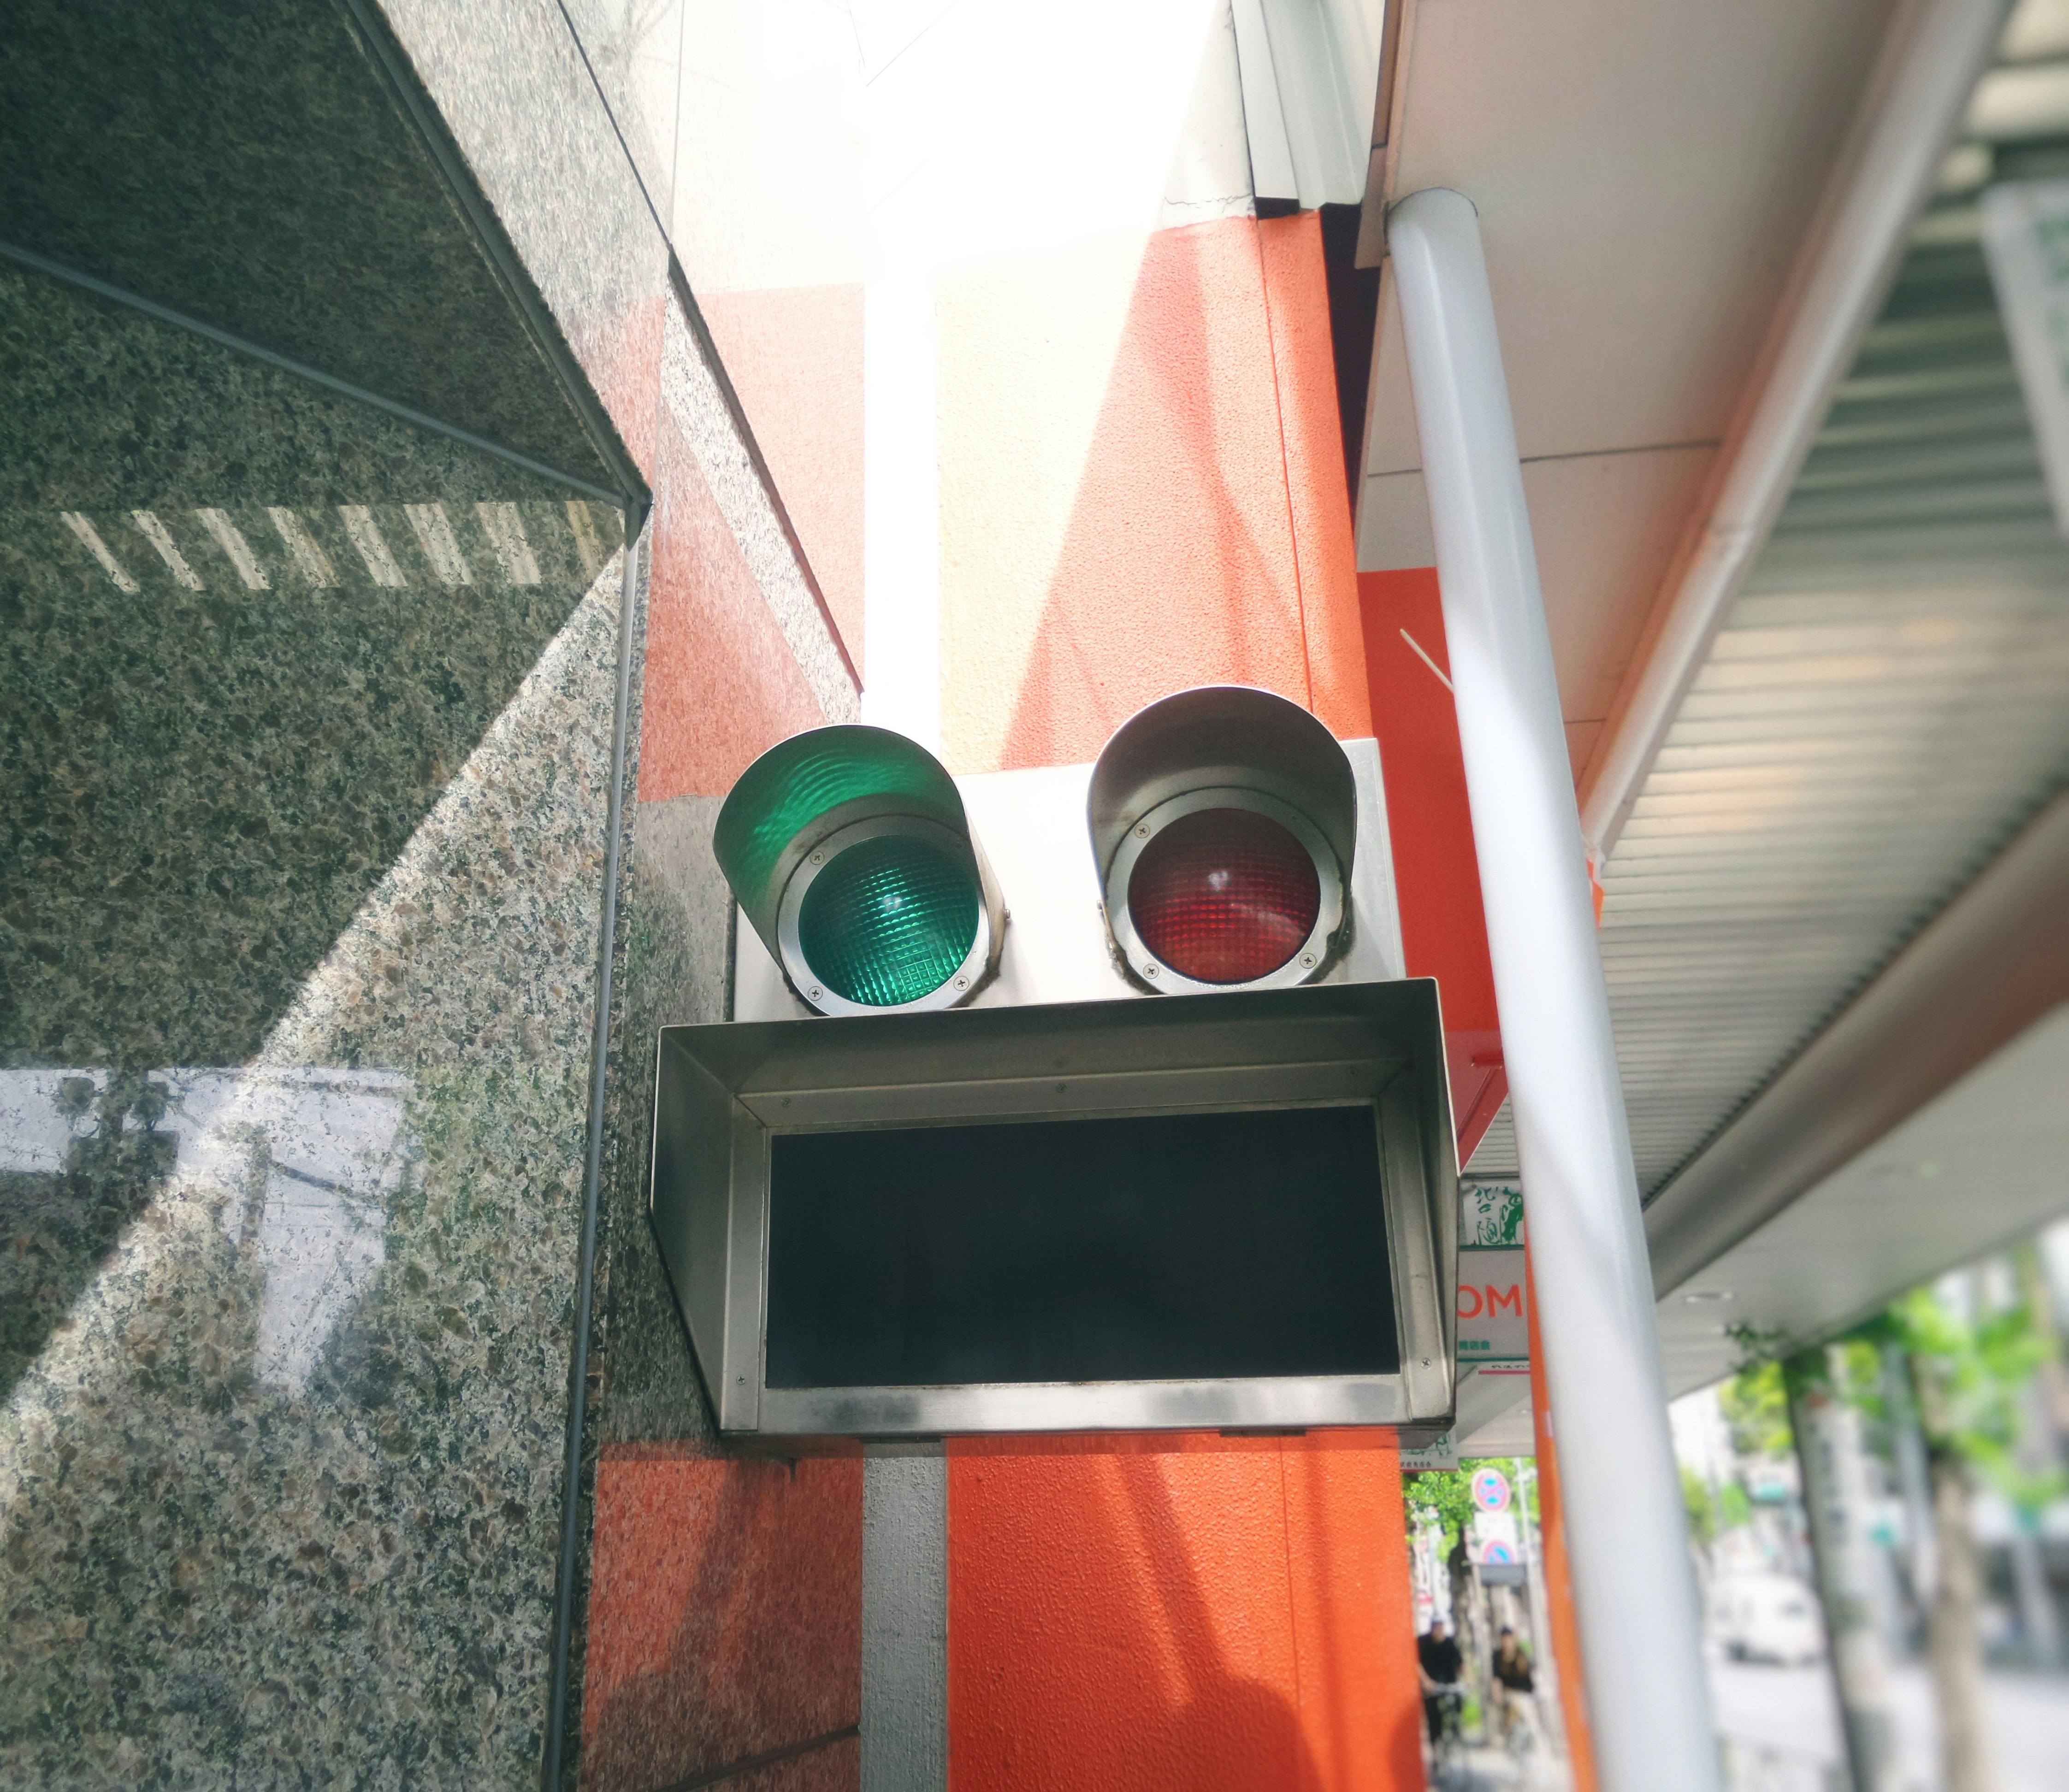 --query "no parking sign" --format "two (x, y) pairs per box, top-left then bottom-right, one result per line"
(1471, 1466), (1511, 1513)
